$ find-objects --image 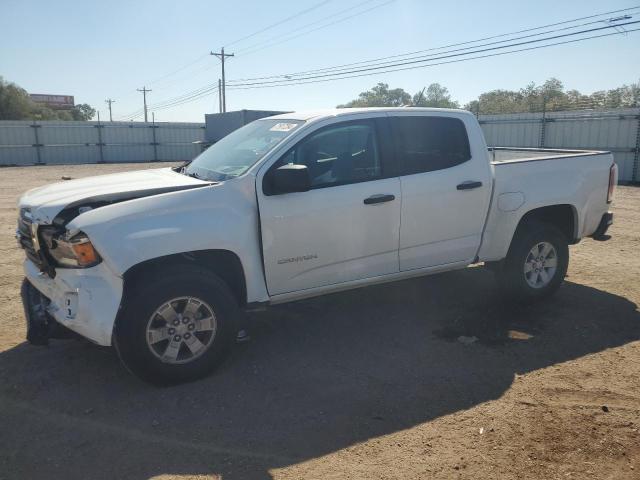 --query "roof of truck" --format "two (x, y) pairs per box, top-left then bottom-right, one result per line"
(265, 107), (472, 122)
